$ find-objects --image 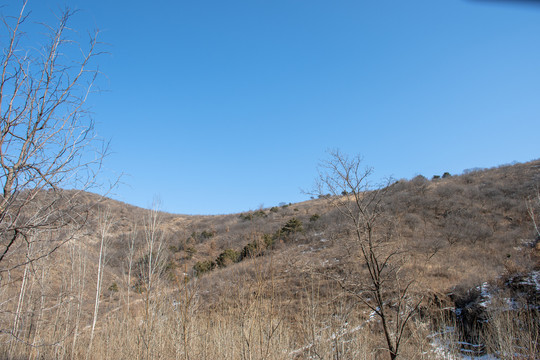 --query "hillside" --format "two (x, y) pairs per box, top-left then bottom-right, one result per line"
(1, 159), (539, 359)
(176, 159), (539, 296)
